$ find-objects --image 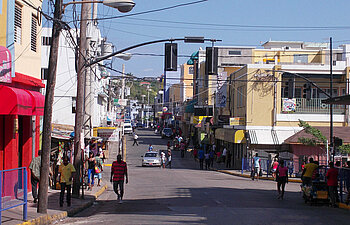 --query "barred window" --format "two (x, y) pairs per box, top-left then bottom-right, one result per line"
(31, 15), (37, 52)
(14, 4), (22, 43)
(41, 36), (52, 46)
